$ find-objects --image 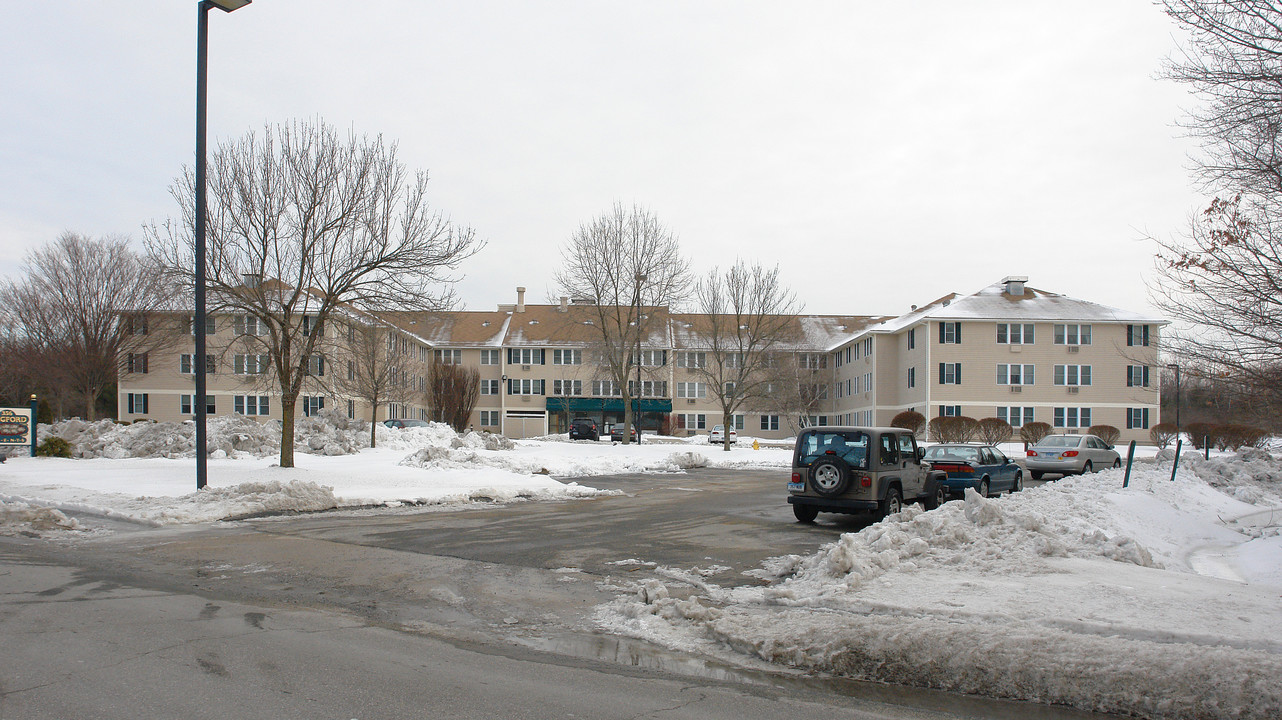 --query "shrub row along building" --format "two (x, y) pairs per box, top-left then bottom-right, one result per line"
(117, 276), (1165, 443)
